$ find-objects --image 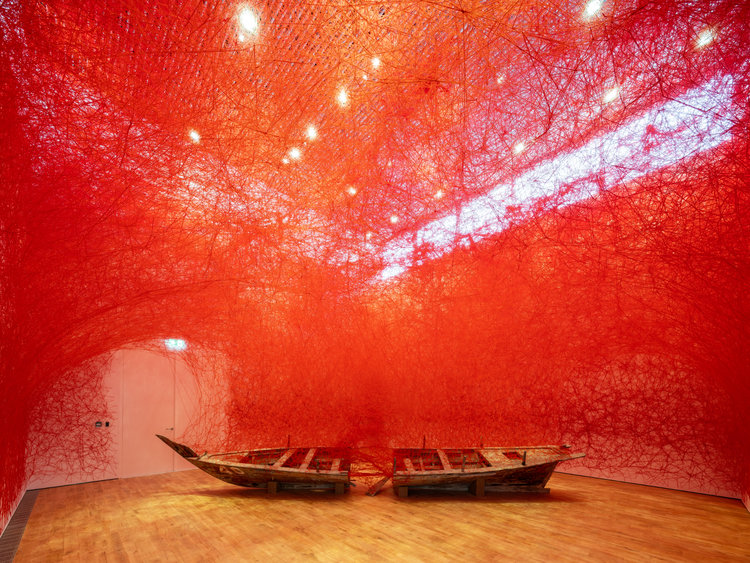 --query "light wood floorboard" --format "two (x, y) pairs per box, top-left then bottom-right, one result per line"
(15, 470), (750, 562)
